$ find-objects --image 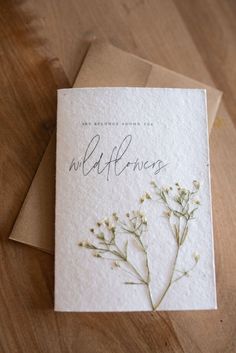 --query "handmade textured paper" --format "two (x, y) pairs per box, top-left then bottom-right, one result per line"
(55, 87), (217, 312)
